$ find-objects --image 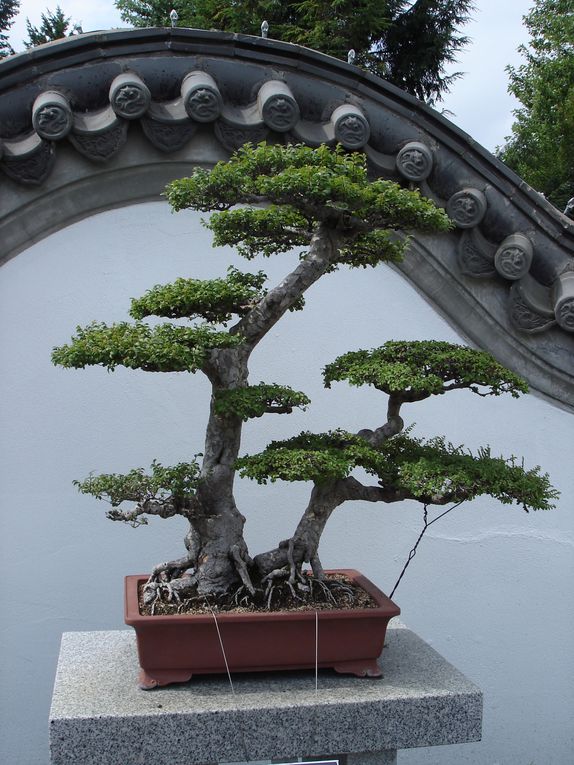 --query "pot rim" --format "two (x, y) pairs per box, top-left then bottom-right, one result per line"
(125, 569), (400, 626)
